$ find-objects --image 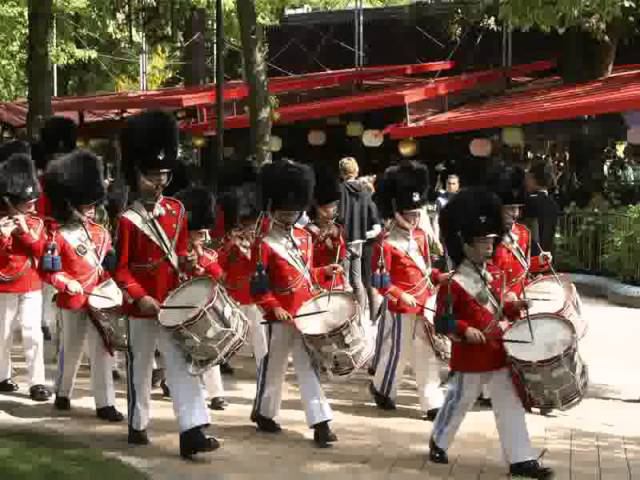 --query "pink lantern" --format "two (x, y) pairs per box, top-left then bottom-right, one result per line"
(469, 138), (492, 157)
(308, 129), (327, 146)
